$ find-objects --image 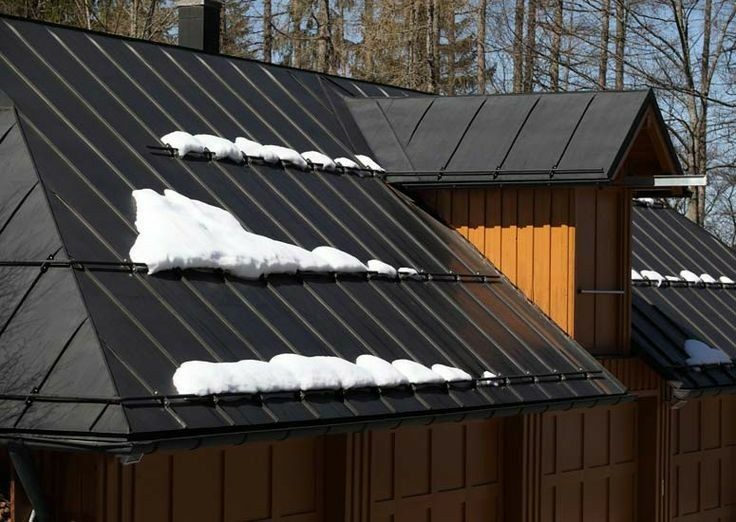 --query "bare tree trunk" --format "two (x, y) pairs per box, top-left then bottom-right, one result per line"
(476, 0), (487, 94)
(549, 0), (563, 91)
(523, 0), (537, 92)
(447, 3), (457, 94)
(317, 0), (333, 73)
(614, 0), (626, 89)
(512, 0), (525, 92)
(432, 0), (440, 91)
(598, 0), (610, 88)
(263, 0), (272, 62)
